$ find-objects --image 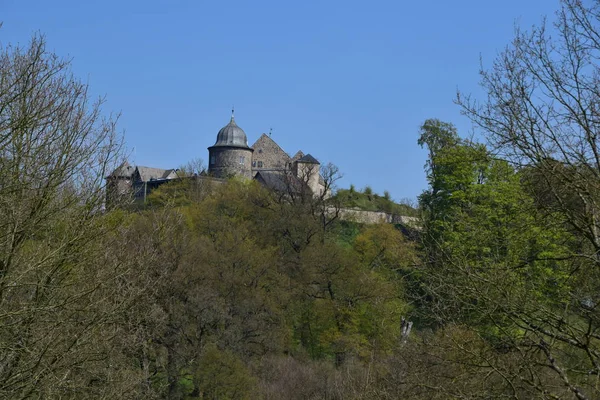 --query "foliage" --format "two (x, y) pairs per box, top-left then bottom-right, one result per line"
(417, 115), (597, 397)
(100, 178), (416, 398)
(194, 345), (256, 399)
(451, 0), (600, 397)
(0, 33), (130, 398)
(333, 188), (417, 216)
(13, 2), (600, 397)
